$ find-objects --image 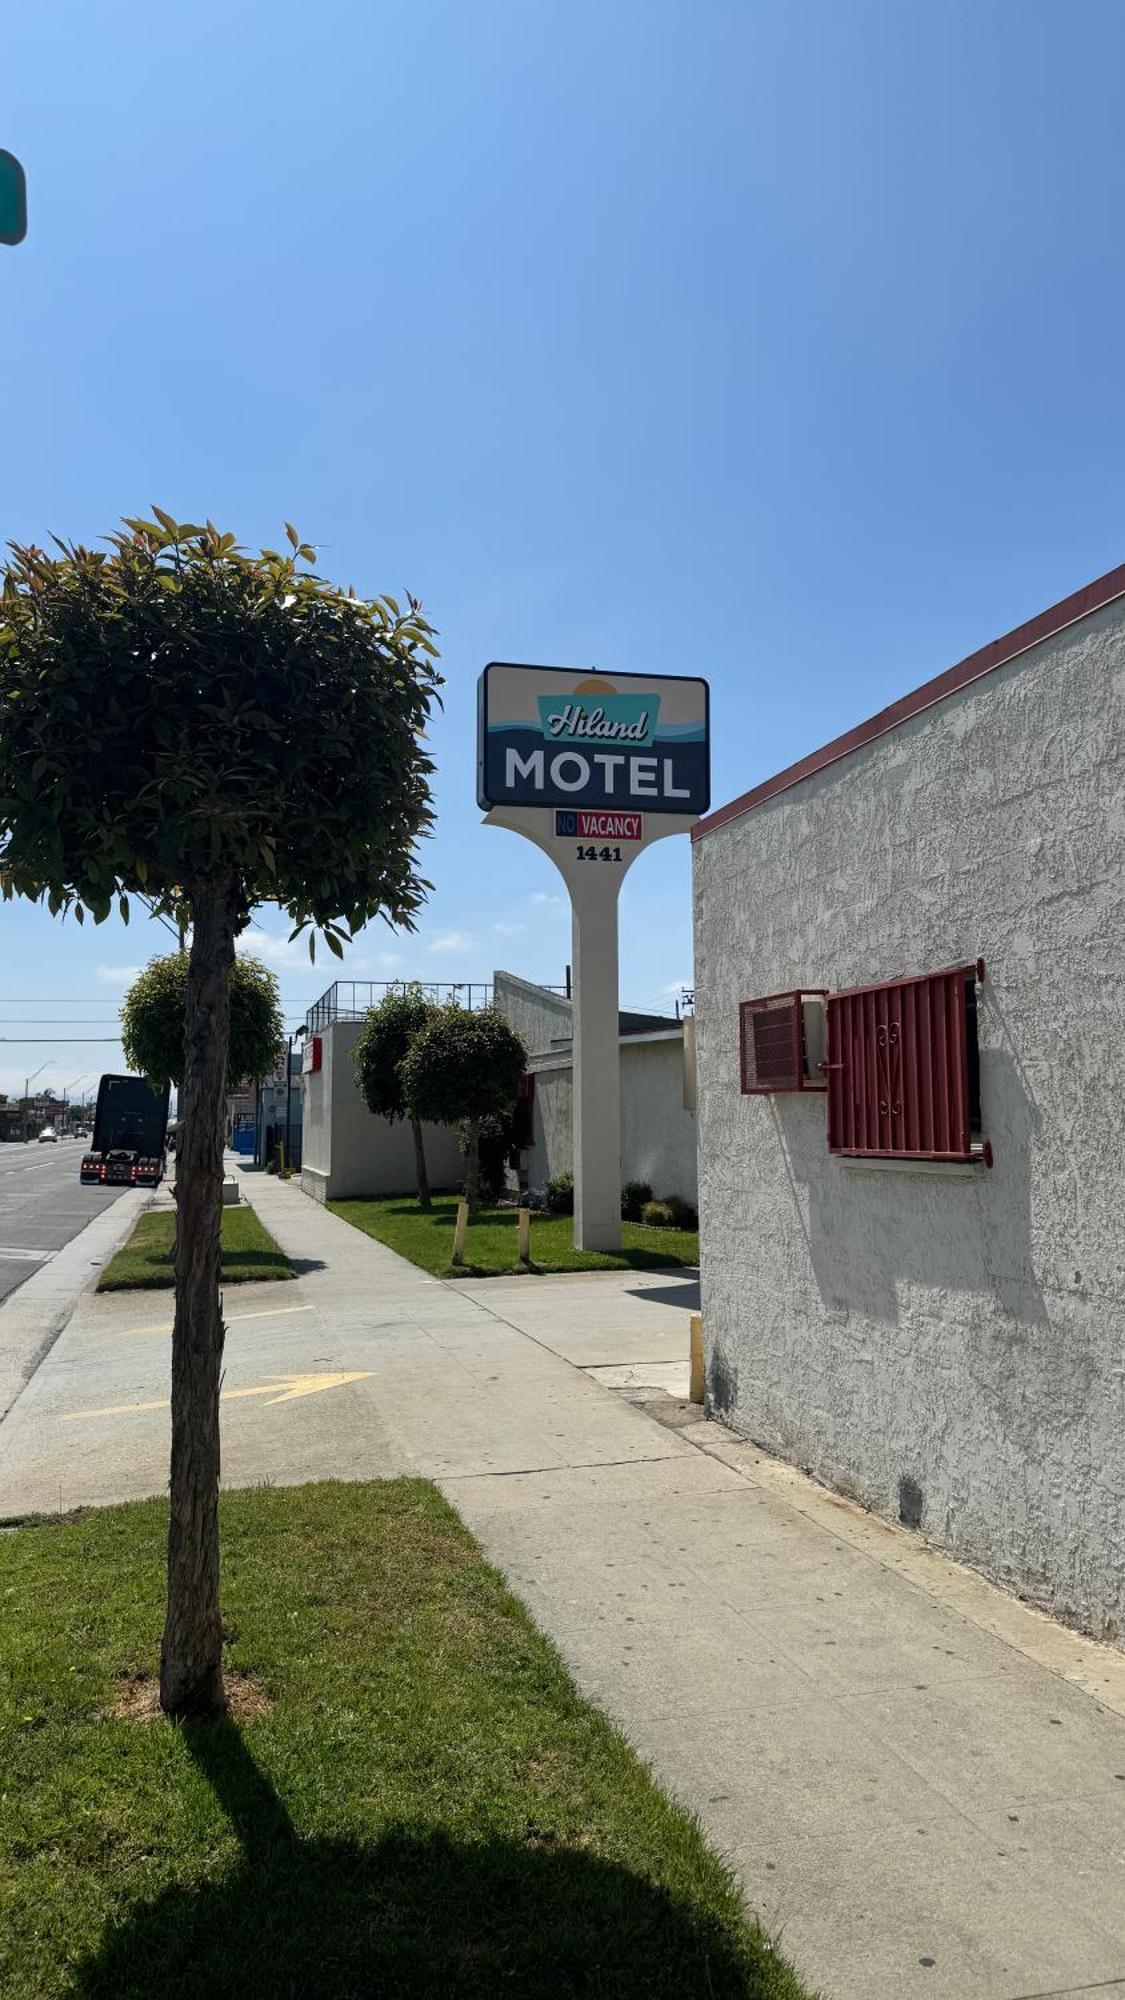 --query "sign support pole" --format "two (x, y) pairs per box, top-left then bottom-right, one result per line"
(484, 804), (694, 1251)
(570, 863), (621, 1249)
